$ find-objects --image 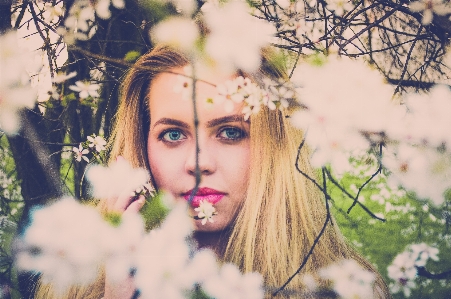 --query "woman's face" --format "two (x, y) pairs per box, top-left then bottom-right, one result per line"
(147, 67), (250, 231)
